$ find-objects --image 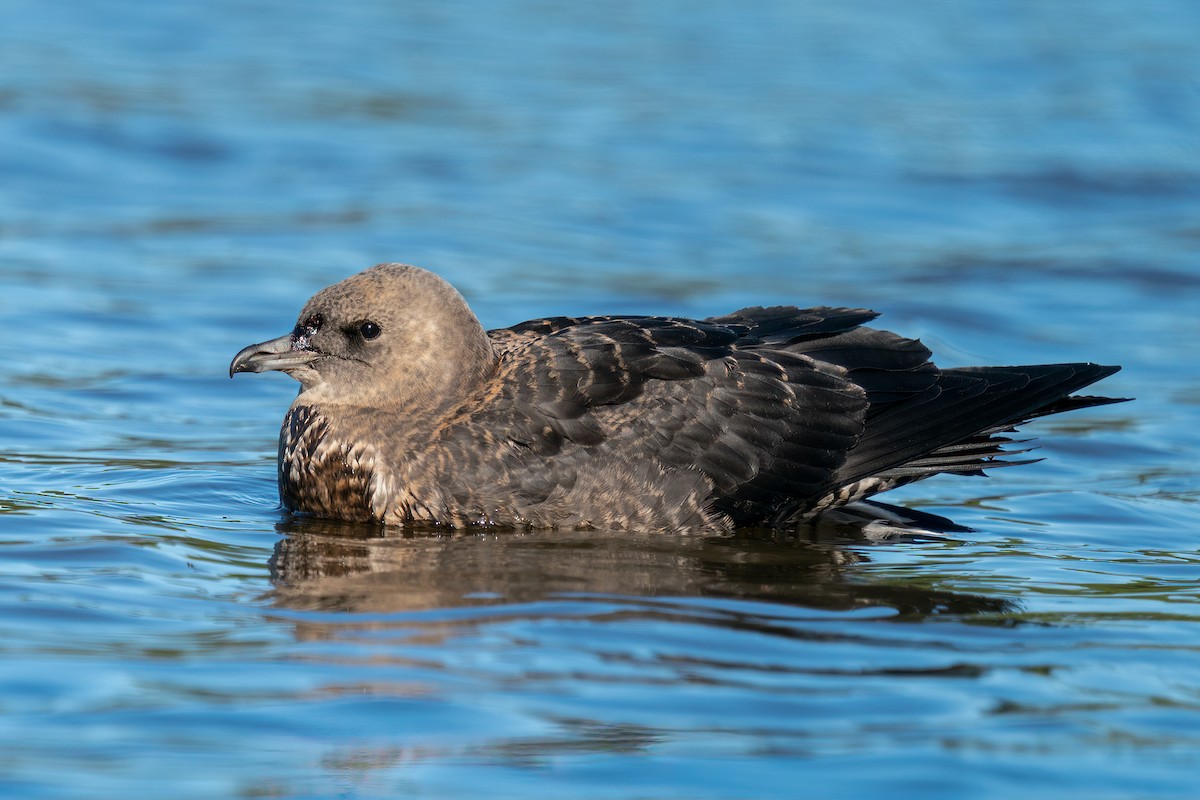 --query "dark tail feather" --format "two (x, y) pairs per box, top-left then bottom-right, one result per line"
(834, 362), (1127, 486)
